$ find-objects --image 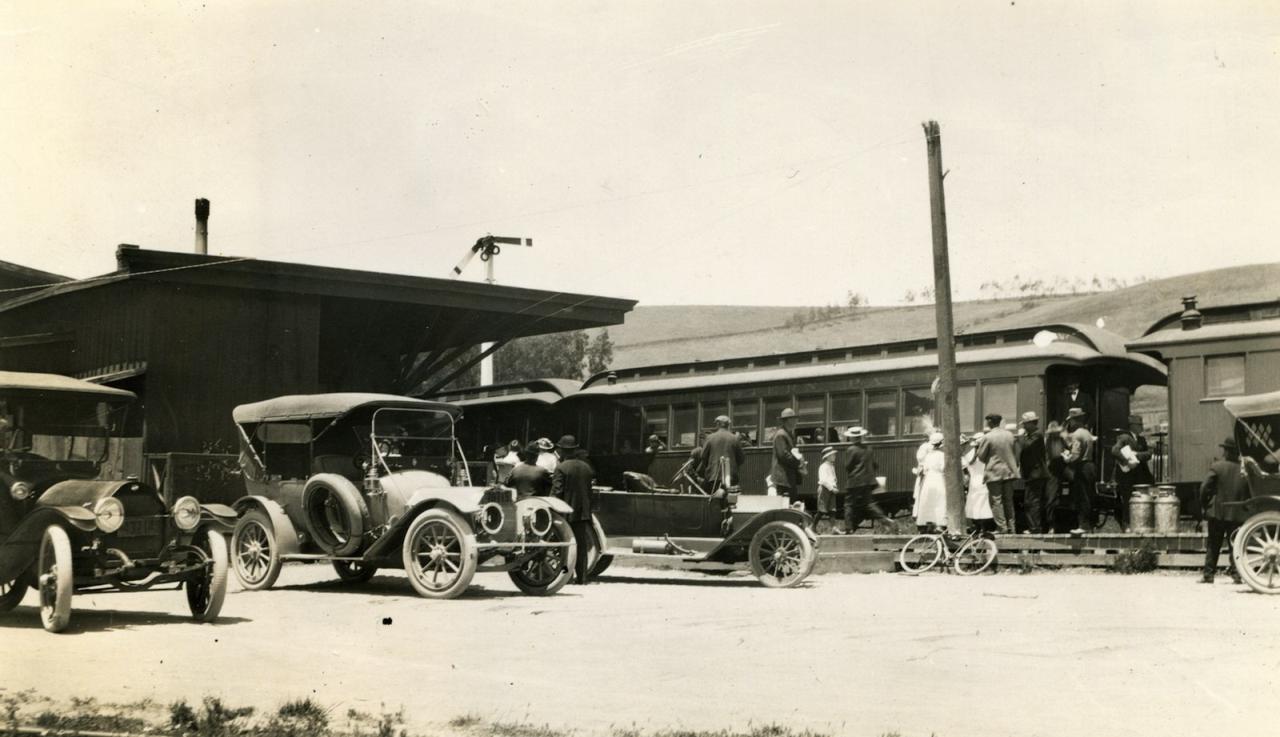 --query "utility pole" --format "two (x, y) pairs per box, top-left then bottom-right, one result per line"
(922, 121), (966, 531)
(194, 198), (210, 255)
